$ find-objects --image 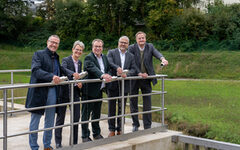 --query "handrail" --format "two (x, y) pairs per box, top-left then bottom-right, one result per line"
(0, 73), (167, 150)
(172, 134), (240, 150)
(0, 74), (167, 90)
(0, 69), (31, 115)
(0, 69), (31, 73)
